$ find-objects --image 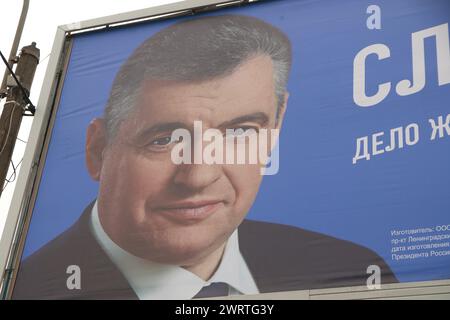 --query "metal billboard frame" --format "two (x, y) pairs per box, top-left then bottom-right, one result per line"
(1, 0), (449, 300)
